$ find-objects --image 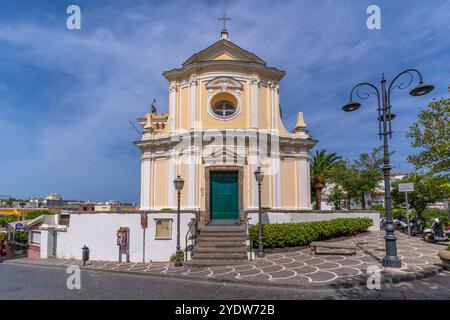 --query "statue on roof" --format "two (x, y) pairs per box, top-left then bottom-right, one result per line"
(151, 99), (157, 114)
